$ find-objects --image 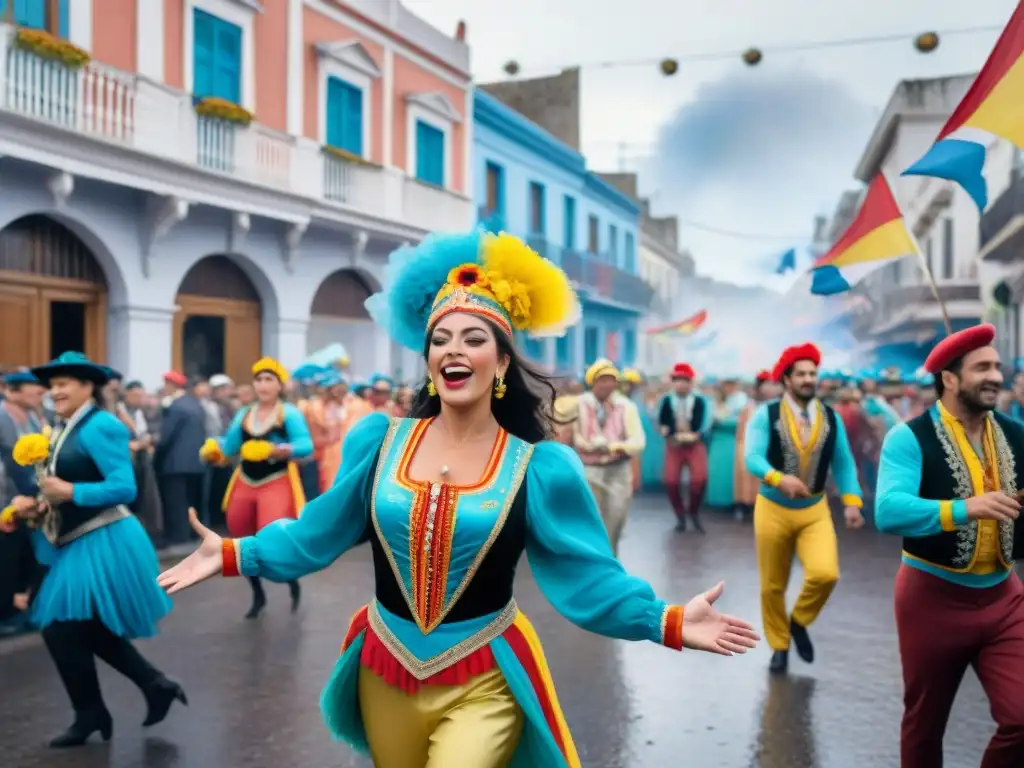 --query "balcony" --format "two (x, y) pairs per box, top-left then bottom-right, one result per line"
(0, 25), (472, 236)
(559, 248), (654, 311)
(980, 172), (1024, 262)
